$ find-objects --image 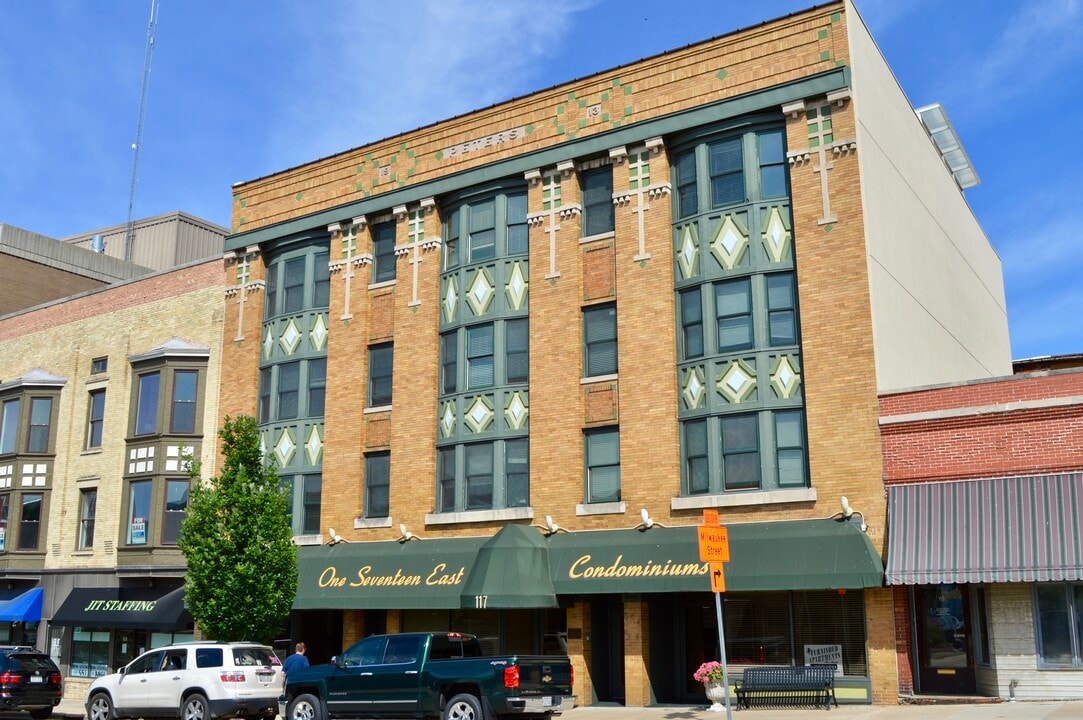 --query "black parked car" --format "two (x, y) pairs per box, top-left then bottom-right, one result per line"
(0, 646), (63, 719)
